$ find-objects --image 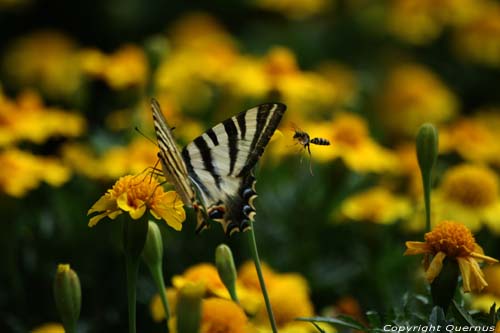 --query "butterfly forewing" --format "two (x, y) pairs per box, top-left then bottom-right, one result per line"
(151, 99), (196, 207)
